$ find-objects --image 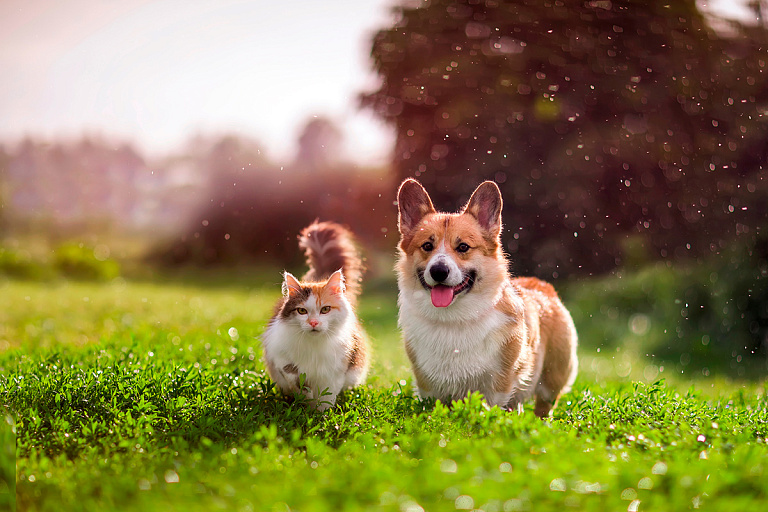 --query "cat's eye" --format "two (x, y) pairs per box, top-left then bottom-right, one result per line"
(421, 241), (434, 252)
(456, 242), (470, 253)
(296, 307), (308, 315)
(320, 306), (331, 314)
